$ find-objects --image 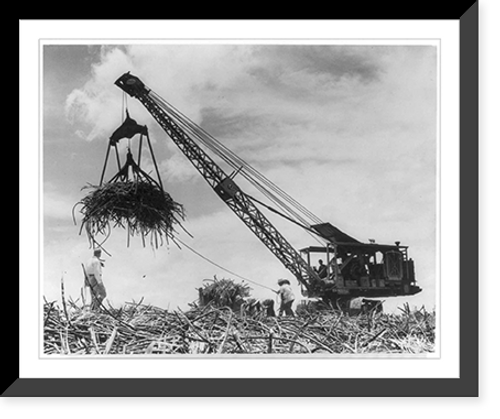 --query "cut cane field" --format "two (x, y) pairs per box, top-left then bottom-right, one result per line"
(43, 277), (435, 356)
